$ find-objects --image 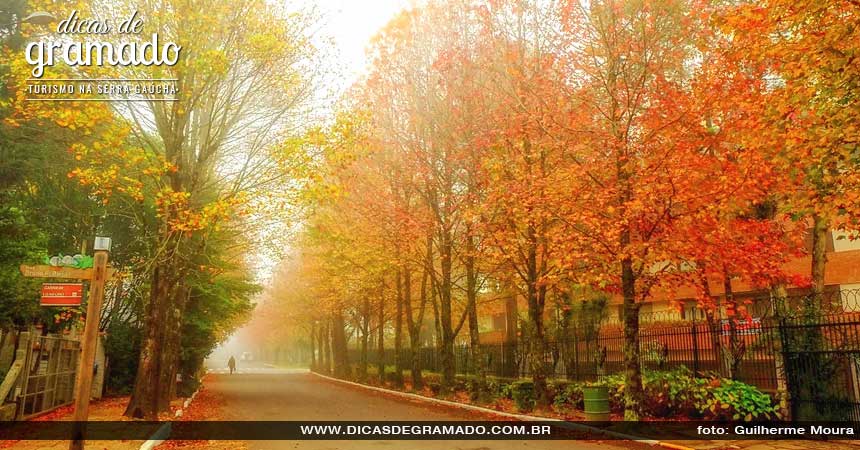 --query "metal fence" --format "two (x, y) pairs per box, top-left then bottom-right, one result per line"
(385, 319), (785, 391)
(350, 289), (860, 420)
(18, 335), (79, 419)
(780, 312), (860, 421)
